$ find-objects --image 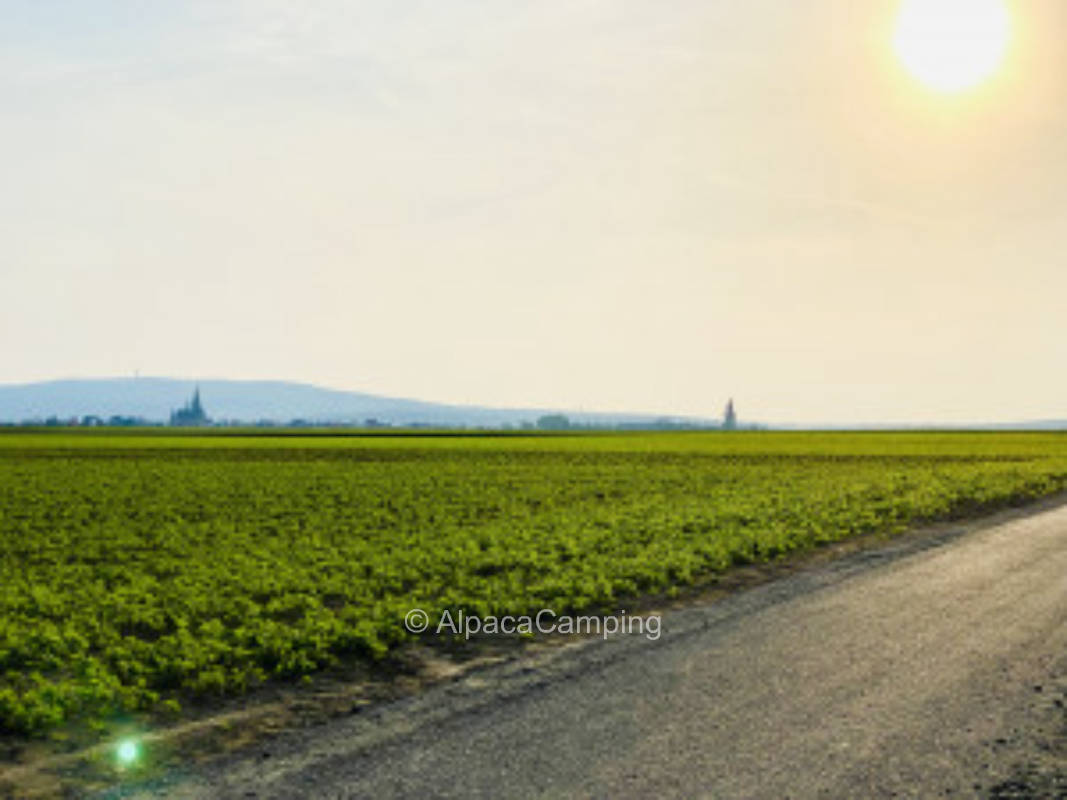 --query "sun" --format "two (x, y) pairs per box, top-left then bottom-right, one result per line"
(893, 0), (1011, 93)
